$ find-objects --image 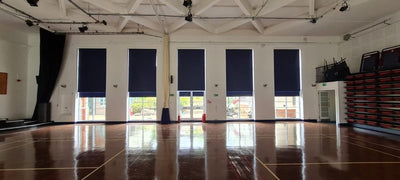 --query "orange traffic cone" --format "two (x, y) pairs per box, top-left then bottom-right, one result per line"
(202, 114), (206, 123)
